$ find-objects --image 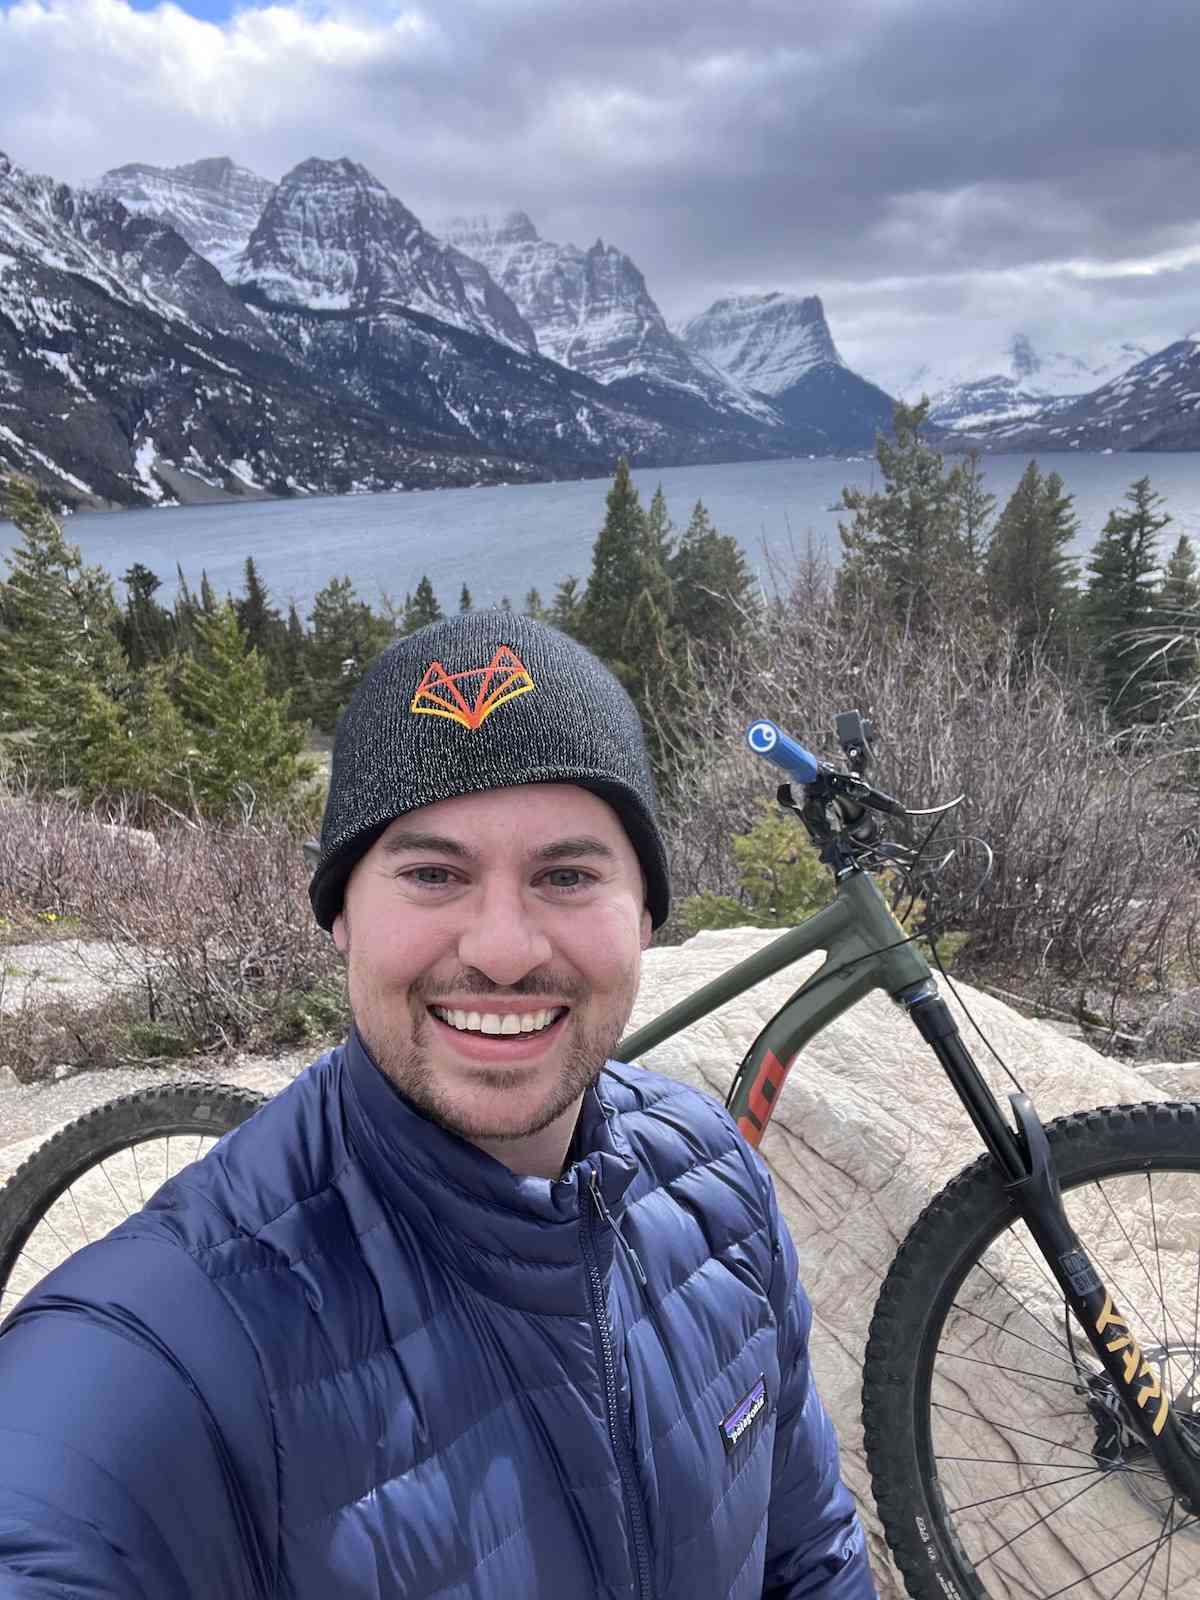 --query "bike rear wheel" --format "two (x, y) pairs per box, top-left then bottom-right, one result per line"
(0, 1082), (266, 1320)
(863, 1100), (1200, 1600)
